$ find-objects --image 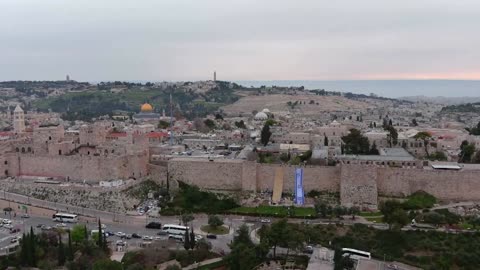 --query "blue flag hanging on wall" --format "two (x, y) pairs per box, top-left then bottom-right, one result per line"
(294, 168), (305, 205)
